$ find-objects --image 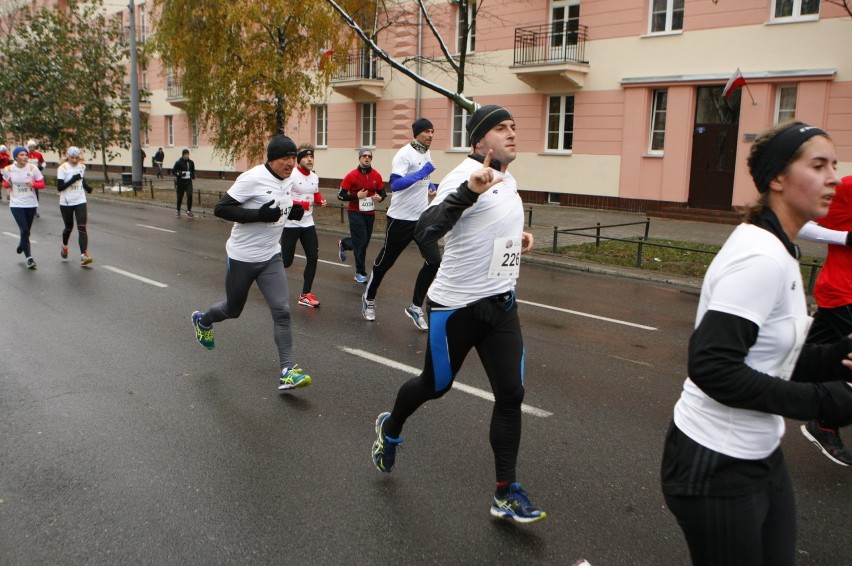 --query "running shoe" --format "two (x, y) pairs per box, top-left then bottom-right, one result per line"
(175, 210), (181, 218)
(362, 292), (376, 321)
(191, 311), (215, 350)
(490, 483), (548, 524)
(404, 304), (429, 331)
(354, 273), (368, 284)
(298, 293), (321, 308)
(278, 365), (312, 391)
(80, 253), (93, 266)
(372, 412), (403, 473)
(60, 245), (68, 259)
(338, 240), (347, 262)
(16, 246), (22, 254)
(26, 257), (36, 270)
(800, 420), (852, 466)
(186, 210), (194, 218)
